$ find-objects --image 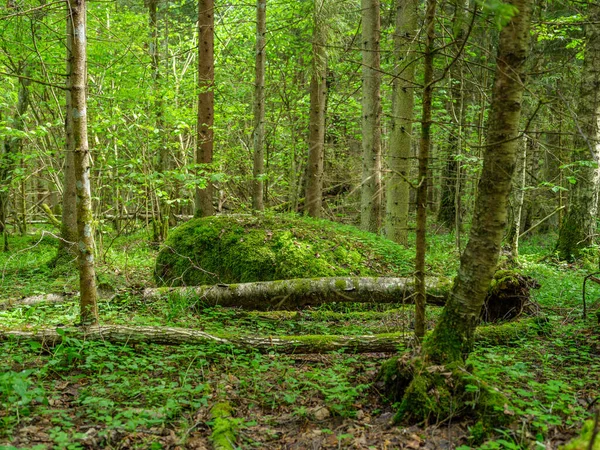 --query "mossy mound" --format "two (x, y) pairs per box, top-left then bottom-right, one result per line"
(378, 354), (512, 428)
(154, 214), (412, 286)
